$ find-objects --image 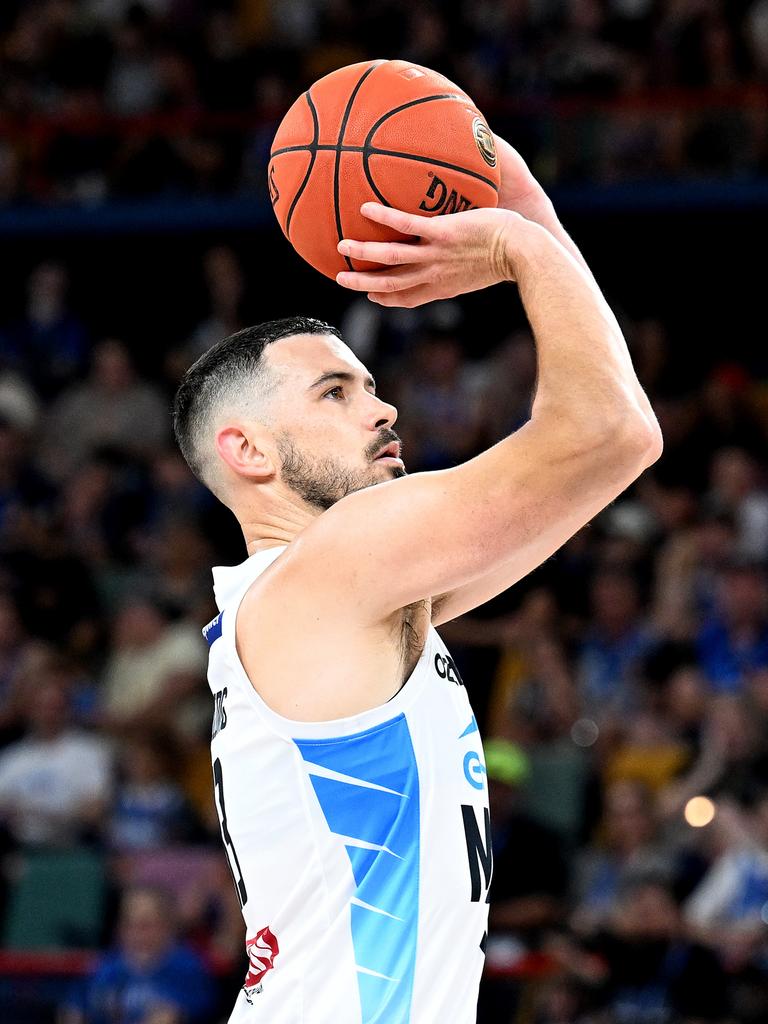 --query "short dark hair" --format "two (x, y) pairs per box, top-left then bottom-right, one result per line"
(172, 316), (340, 486)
